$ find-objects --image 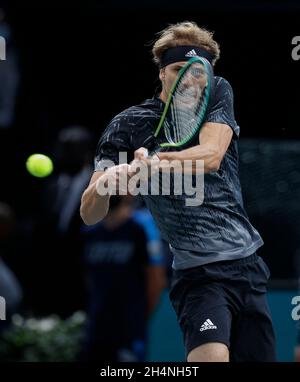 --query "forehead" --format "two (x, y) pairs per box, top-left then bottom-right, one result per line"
(166, 61), (187, 70)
